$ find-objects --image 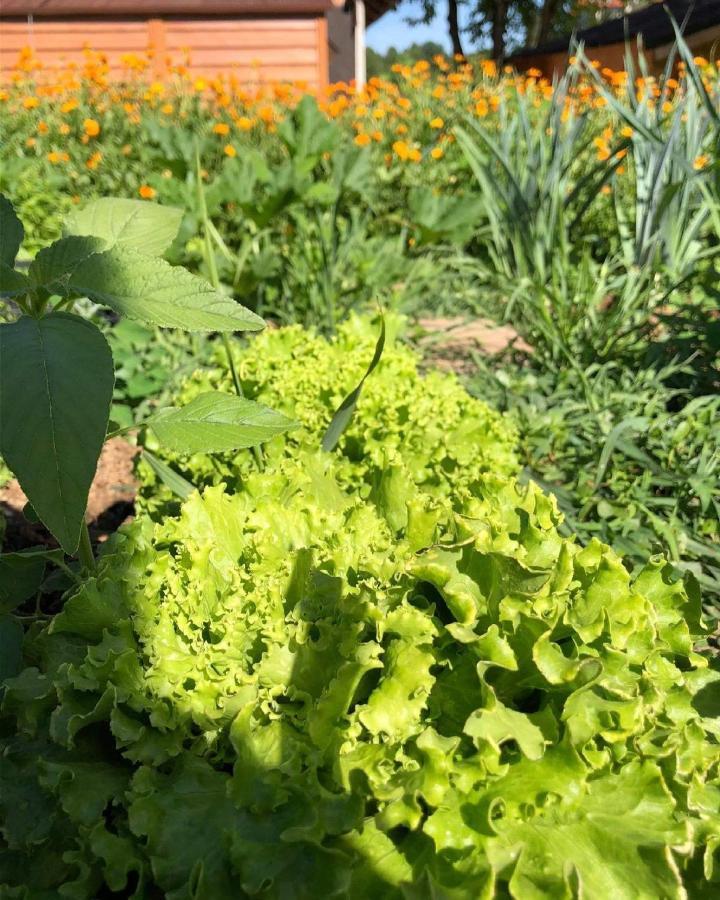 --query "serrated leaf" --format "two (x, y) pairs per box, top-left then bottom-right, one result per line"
(29, 235), (106, 289)
(0, 313), (114, 554)
(0, 194), (23, 267)
(148, 391), (296, 454)
(64, 198), (183, 257)
(322, 316), (385, 453)
(67, 247), (265, 333)
(0, 263), (30, 299)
